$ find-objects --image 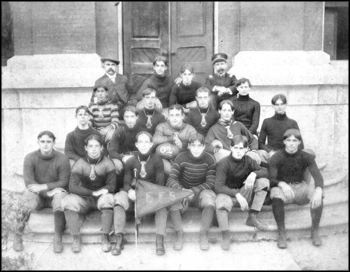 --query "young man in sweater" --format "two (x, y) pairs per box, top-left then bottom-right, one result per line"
(108, 105), (143, 173)
(89, 55), (137, 117)
(215, 135), (270, 251)
(153, 104), (197, 174)
(61, 134), (117, 253)
(269, 129), (324, 249)
(65, 105), (105, 168)
(258, 94), (305, 164)
(169, 63), (202, 113)
(204, 53), (238, 109)
(167, 134), (216, 251)
(185, 87), (220, 137)
(205, 100), (261, 164)
(15, 131), (70, 253)
(89, 85), (120, 145)
(230, 78), (260, 136)
(136, 88), (166, 136)
(113, 131), (167, 256)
